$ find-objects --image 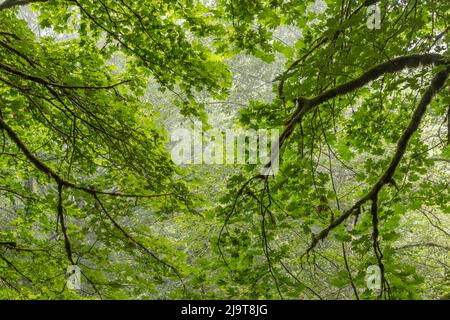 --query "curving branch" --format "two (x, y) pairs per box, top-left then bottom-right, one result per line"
(0, 62), (131, 90)
(278, 54), (446, 151)
(0, 115), (171, 199)
(0, 0), (47, 11)
(306, 64), (449, 253)
(92, 193), (185, 289)
(276, 0), (382, 98)
(0, 114), (181, 282)
(230, 54), (448, 299)
(0, 253), (32, 282)
(0, 241), (17, 247)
